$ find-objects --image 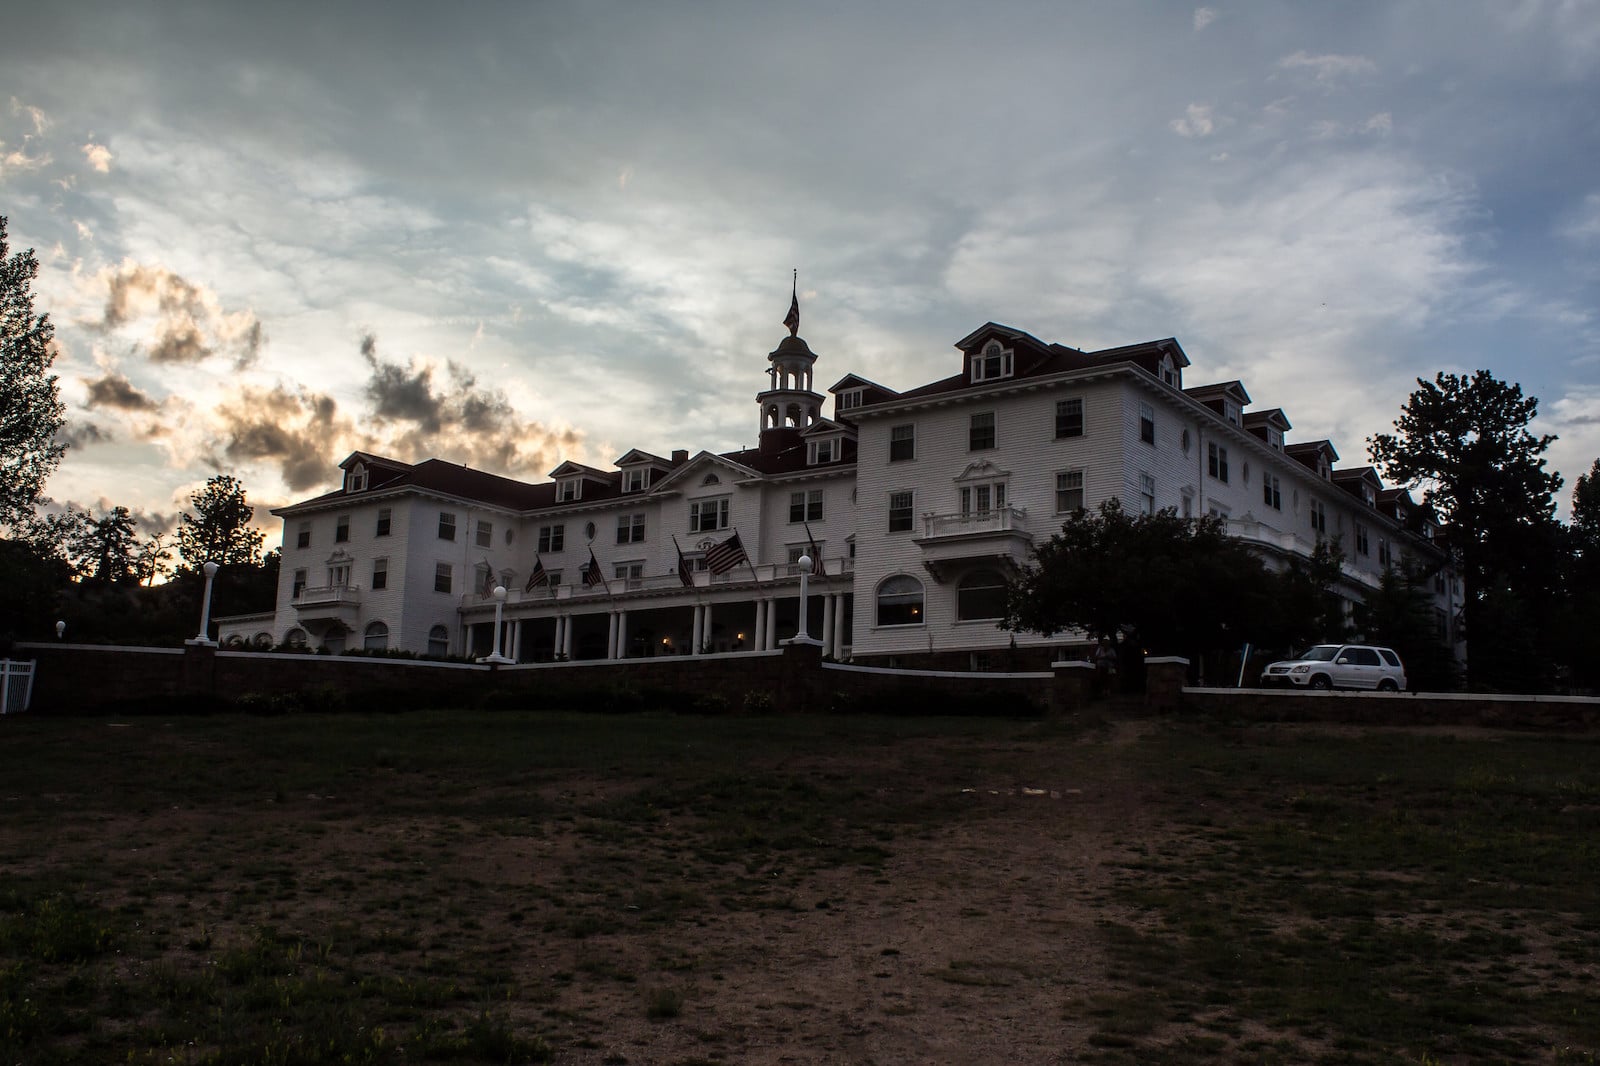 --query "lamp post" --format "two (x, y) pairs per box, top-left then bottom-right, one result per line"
(790, 554), (819, 644)
(187, 561), (221, 646)
(479, 585), (514, 664)
(55, 621), (65, 641)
